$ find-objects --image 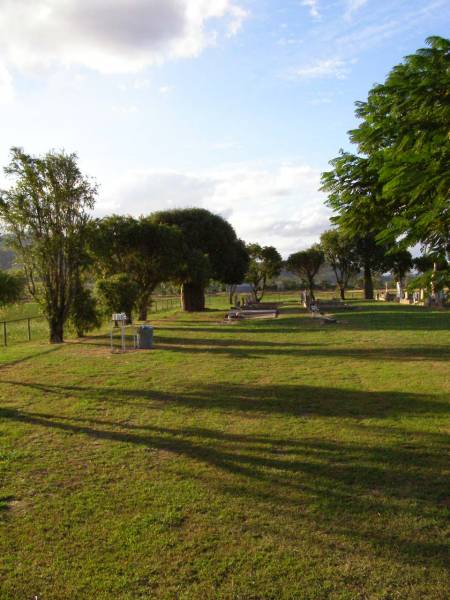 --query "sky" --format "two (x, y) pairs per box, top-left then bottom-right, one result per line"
(0, 0), (449, 257)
